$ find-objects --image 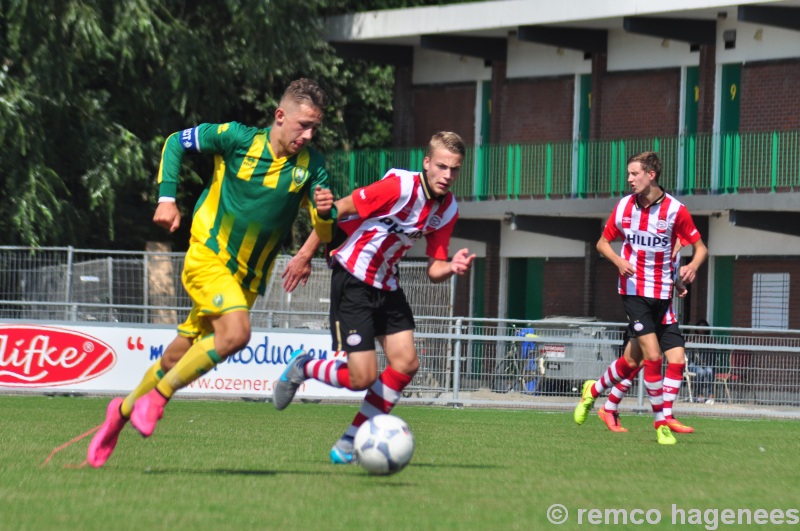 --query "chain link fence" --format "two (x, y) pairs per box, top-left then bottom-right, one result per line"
(0, 246), (455, 329)
(1, 246), (799, 415)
